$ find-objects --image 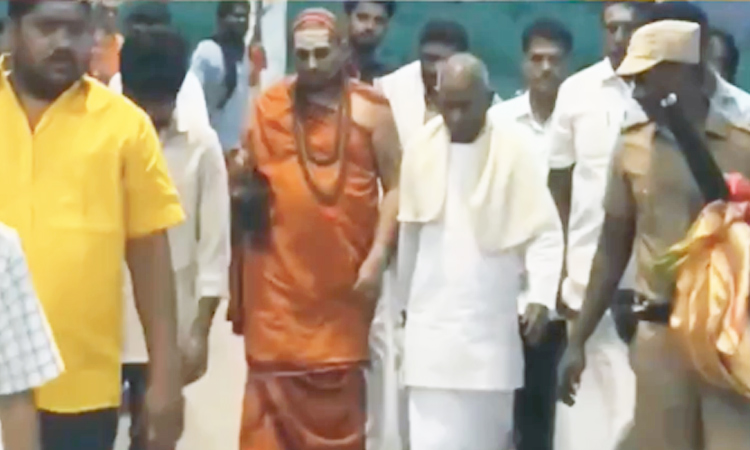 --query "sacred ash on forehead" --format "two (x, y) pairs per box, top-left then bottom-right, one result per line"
(293, 8), (338, 50)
